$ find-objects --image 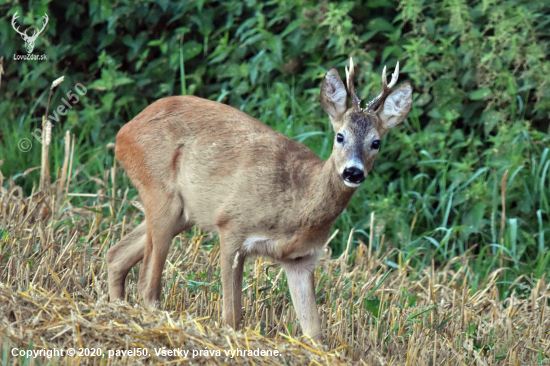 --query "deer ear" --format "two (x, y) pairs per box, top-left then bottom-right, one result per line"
(378, 82), (412, 130)
(320, 68), (348, 124)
